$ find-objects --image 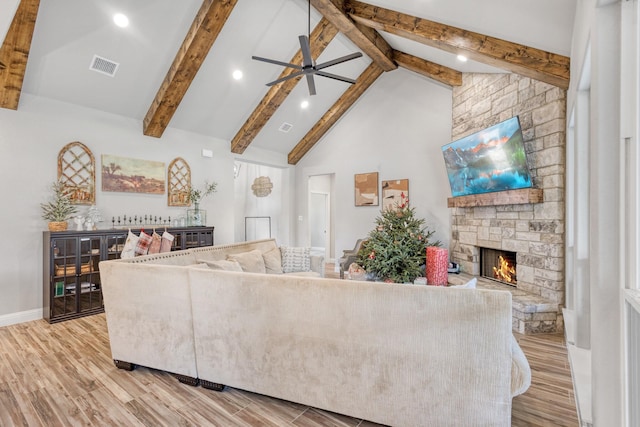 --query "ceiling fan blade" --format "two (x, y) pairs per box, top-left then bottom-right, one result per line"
(306, 74), (317, 96)
(315, 52), (363, 71)
(266, 70), (305, 87)
(315, 71), (357, 85)
(252, 55), (302, 70)
(298, 35), (314, 67)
